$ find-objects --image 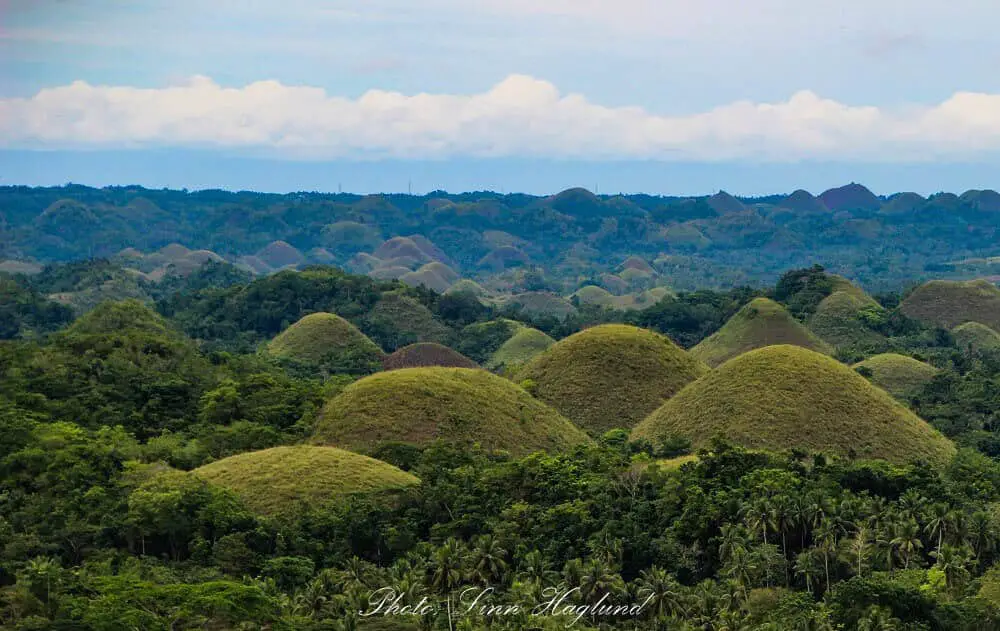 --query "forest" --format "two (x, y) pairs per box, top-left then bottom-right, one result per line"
(3, 252), (1000, 629)
(4, 182), (1000, 629)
